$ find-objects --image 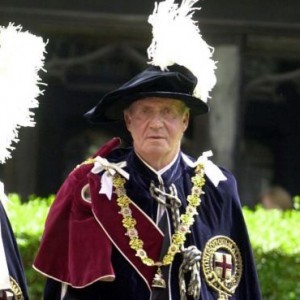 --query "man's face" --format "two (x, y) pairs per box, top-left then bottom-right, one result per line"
(124, 97), (189, 166)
